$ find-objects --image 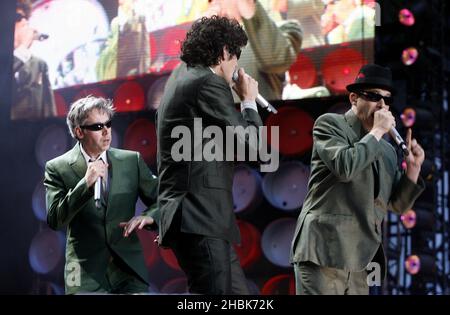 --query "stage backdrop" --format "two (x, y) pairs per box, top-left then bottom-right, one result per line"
(10, 0), (376, 121)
